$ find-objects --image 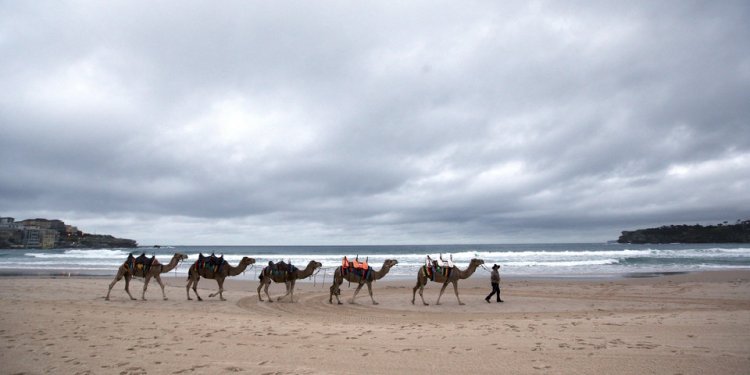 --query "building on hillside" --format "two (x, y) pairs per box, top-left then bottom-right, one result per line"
(41, 229), (58, 249)
(21, 219), (66, 234)
(22, 227), (59, 249)
(23, 227), (41, 248)
(0, 217), (21, 229)
(65, 225), (81, 236)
